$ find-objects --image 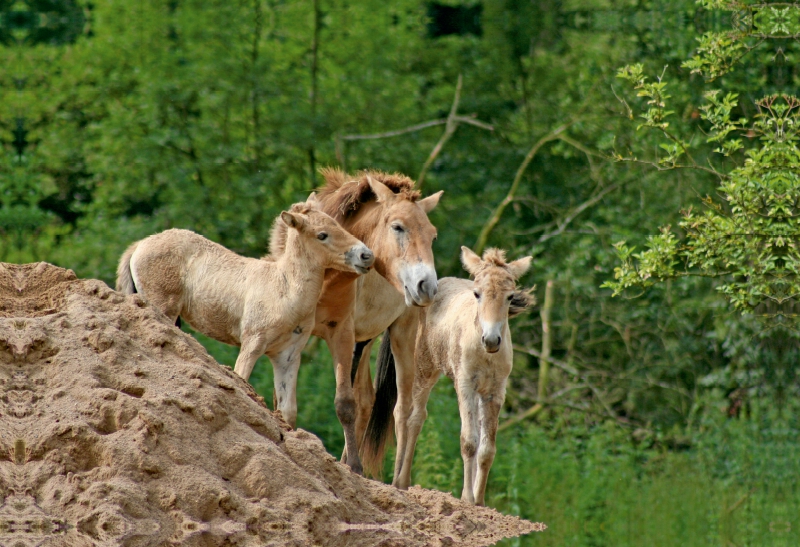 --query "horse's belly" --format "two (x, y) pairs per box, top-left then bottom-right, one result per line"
(181, 306), (242, 347)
